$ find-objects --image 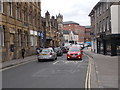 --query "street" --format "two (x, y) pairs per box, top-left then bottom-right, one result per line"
(2, 54), (89, 88)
